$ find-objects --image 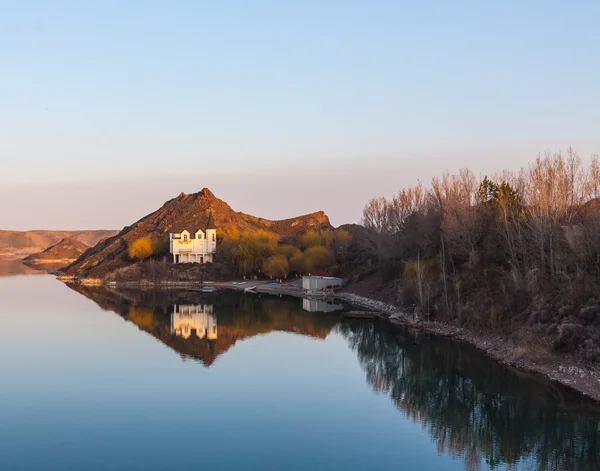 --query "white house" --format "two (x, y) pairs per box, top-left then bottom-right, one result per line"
(170, 304), (217, 339)
(169, 213), (217, 263)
